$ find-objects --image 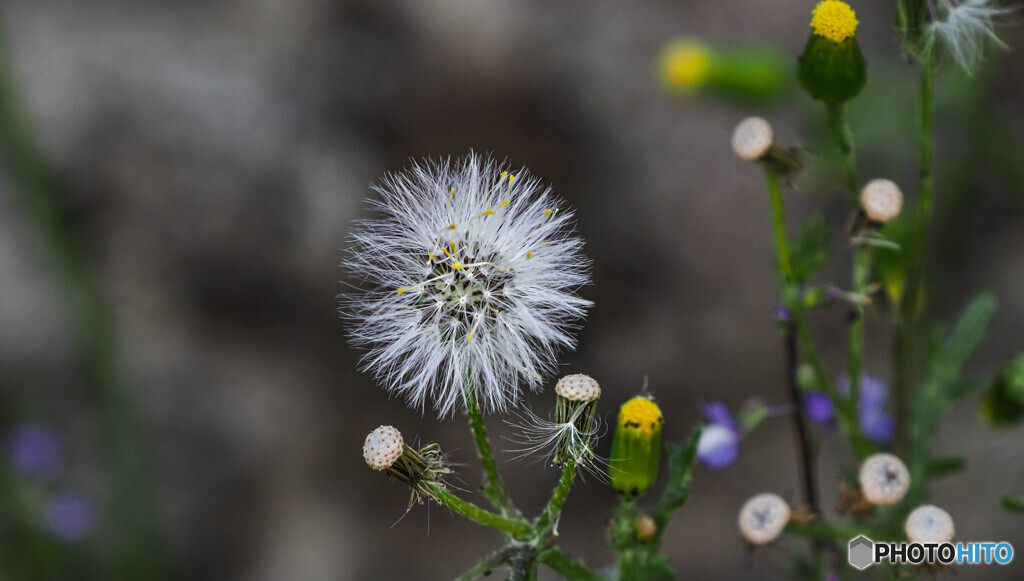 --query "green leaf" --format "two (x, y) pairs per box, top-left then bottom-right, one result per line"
(926, 455), (967, 479)
(1001, 495), (1024, 513)
(789, 214), (830, 284)
(651, 426), (702, 534)
(913, 292), (998, 442)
